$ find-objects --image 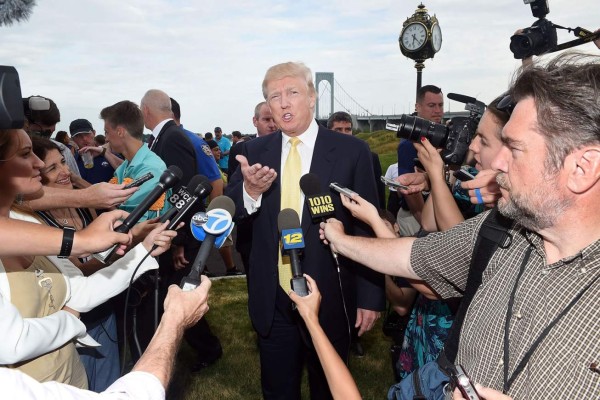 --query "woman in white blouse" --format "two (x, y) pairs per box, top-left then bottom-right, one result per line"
(0, 129), (176, 388)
